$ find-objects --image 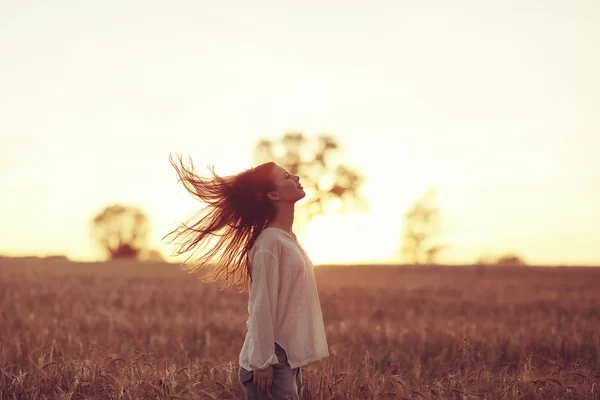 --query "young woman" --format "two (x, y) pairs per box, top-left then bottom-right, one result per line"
(164, 154), (329, 399)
